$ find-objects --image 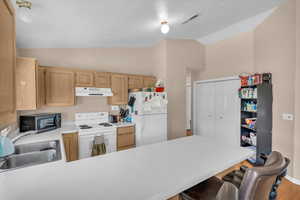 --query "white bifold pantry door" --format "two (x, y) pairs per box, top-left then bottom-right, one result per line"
(193, 77), (240, 147)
